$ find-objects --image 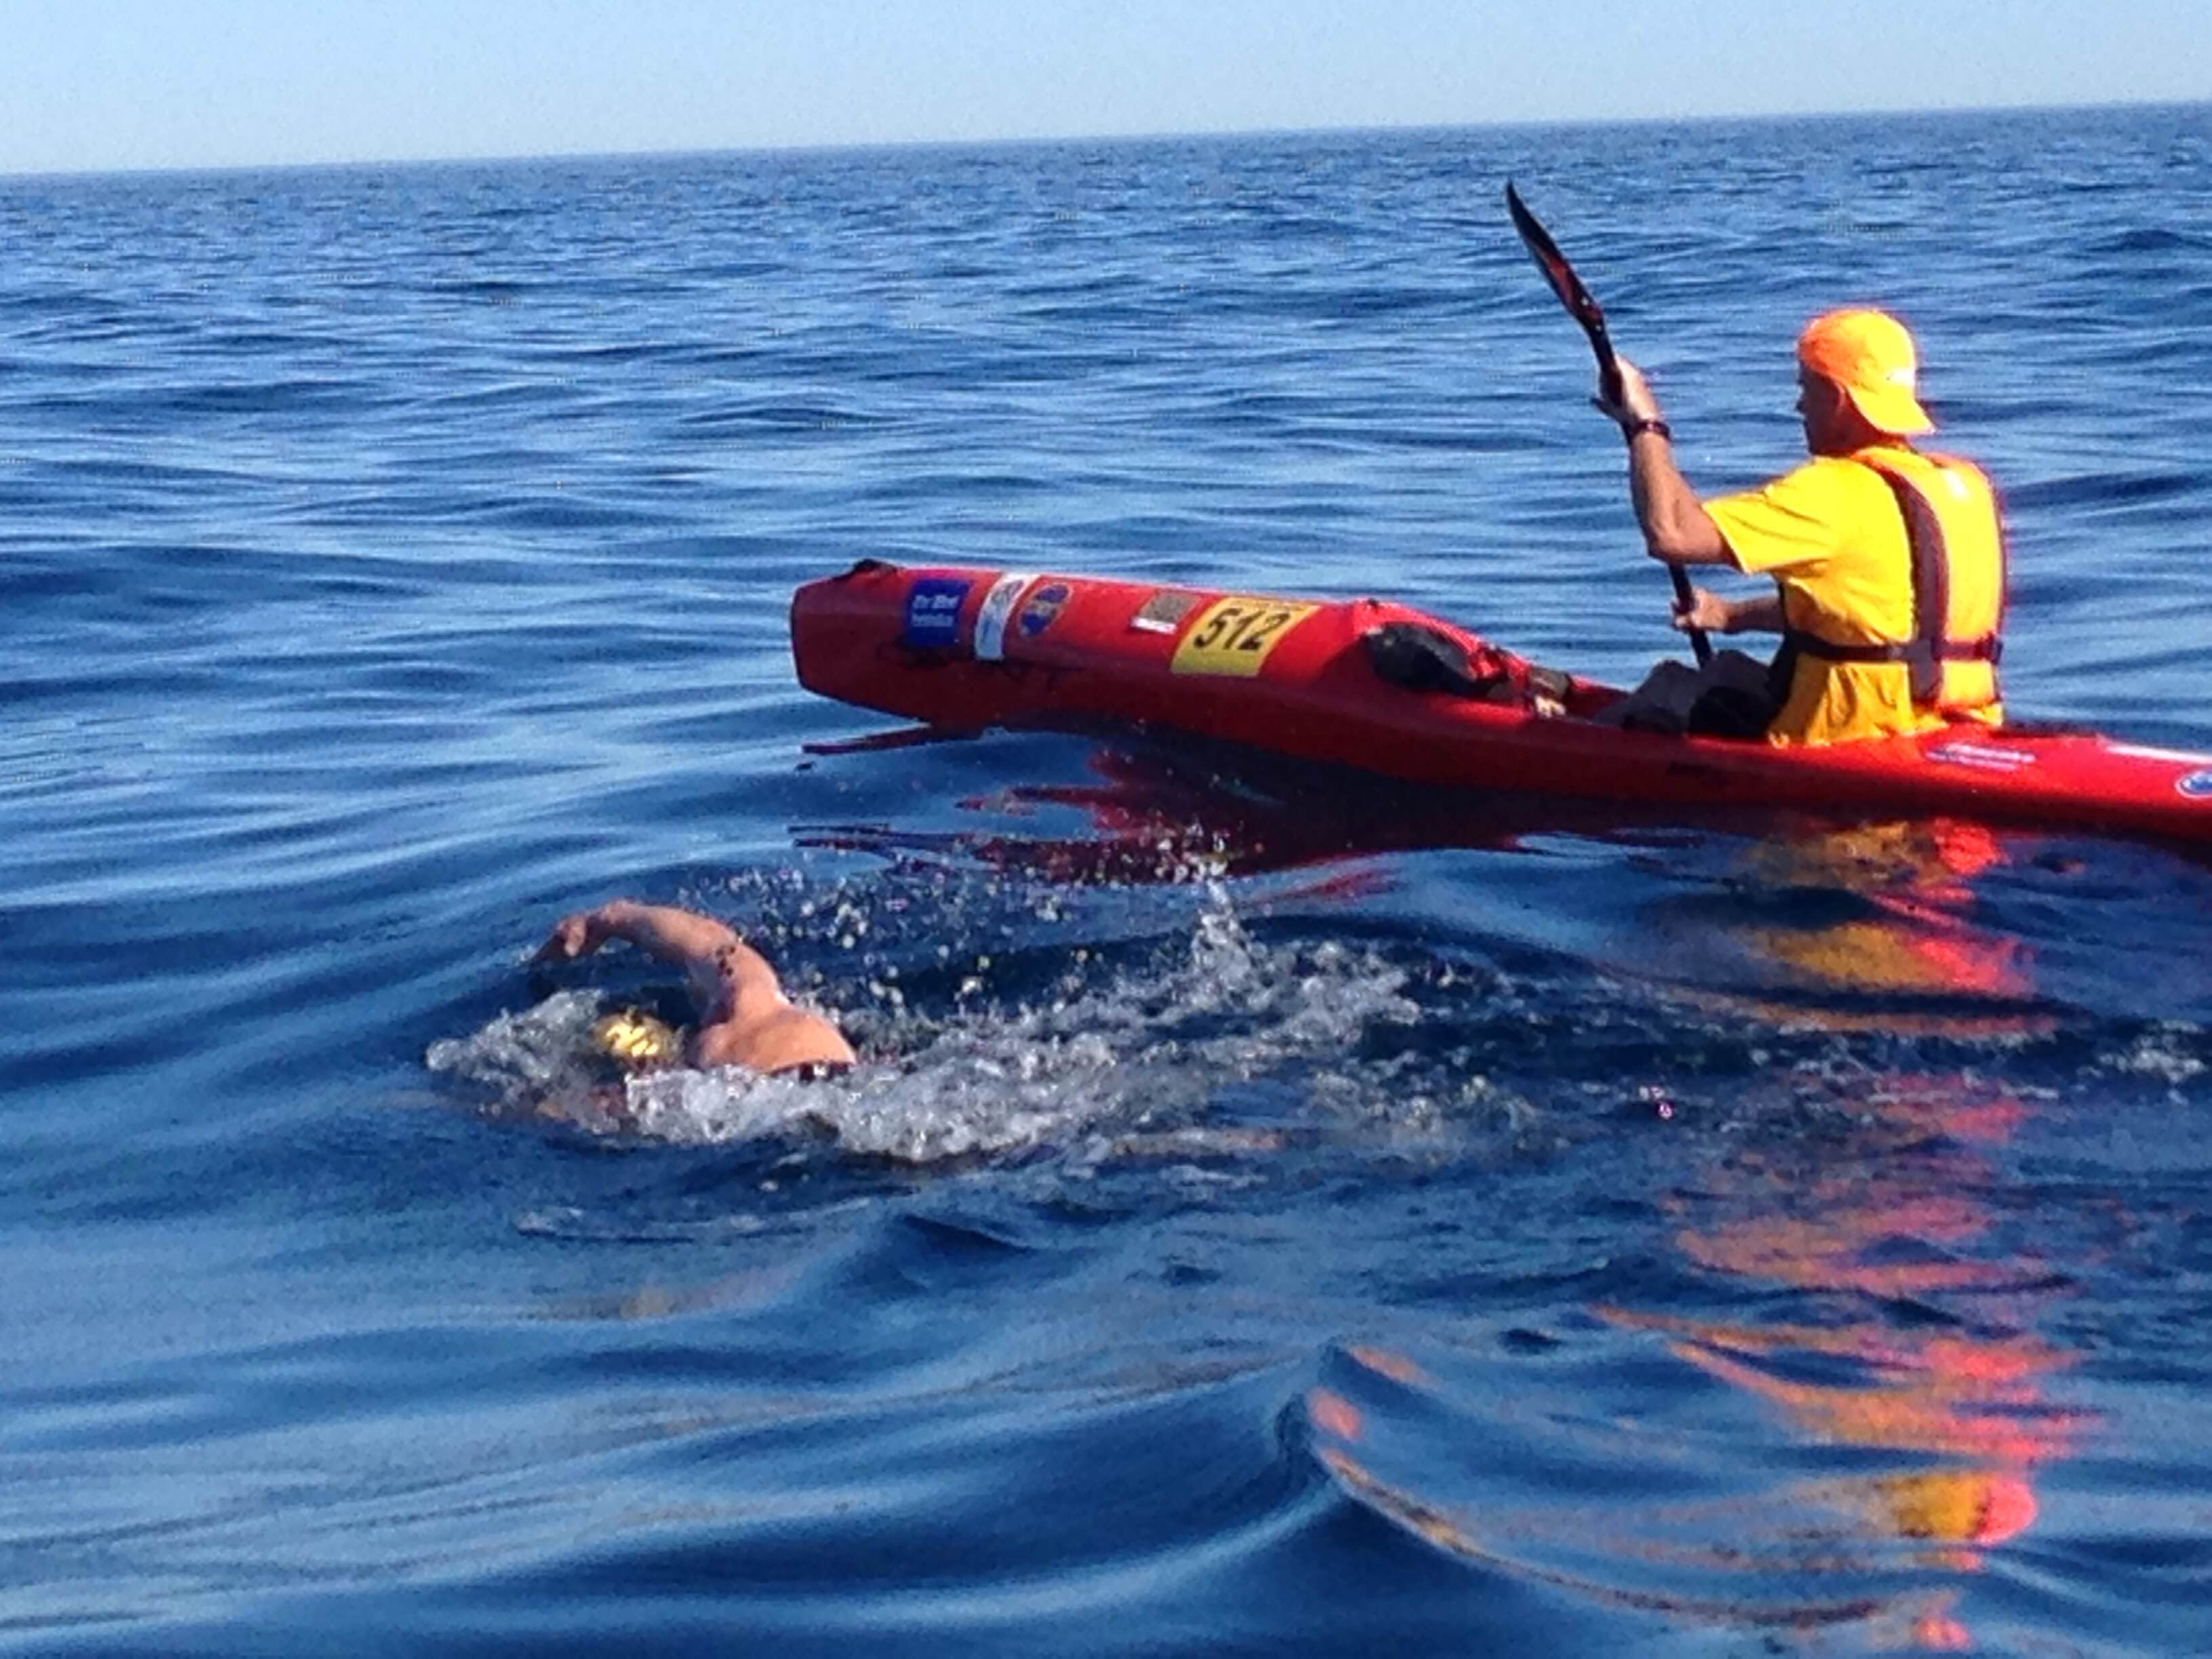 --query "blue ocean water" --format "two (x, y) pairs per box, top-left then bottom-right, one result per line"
(4, 105), (2211, 1654)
